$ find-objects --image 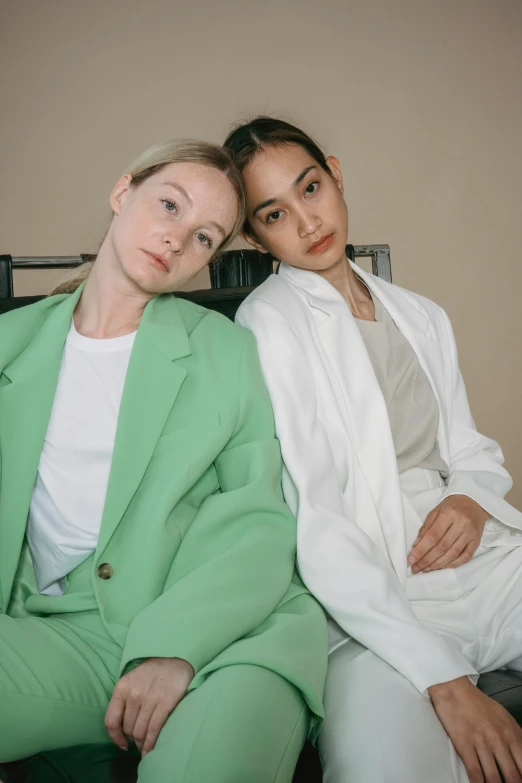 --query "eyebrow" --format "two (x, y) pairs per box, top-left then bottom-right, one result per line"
(252, 165), (318, 217)
(162, 181), (193, 206)
(208, 221), (226, 239)
(162, 181), (226, 238)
